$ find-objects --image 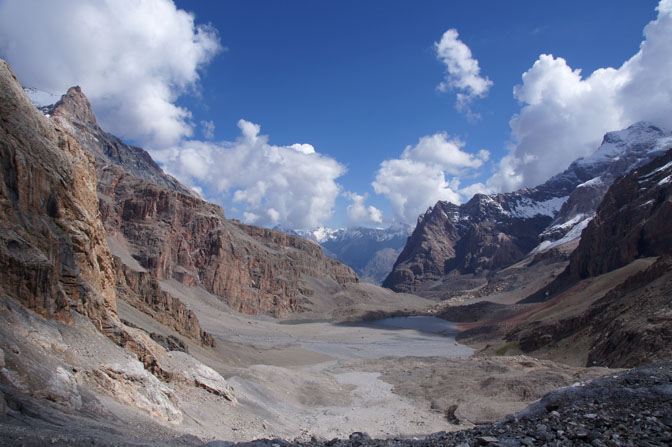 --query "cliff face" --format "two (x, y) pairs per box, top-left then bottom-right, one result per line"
(0, 60), (116, 329)
(506, 149), (672, 367)
(97, 164), (357, 316)
(49, 86), (193, 196)
(46, 88), (359, 317)
(383, 191), (559, 294)
(567, 148), (672, 279)
(522, 147), (672, 303)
